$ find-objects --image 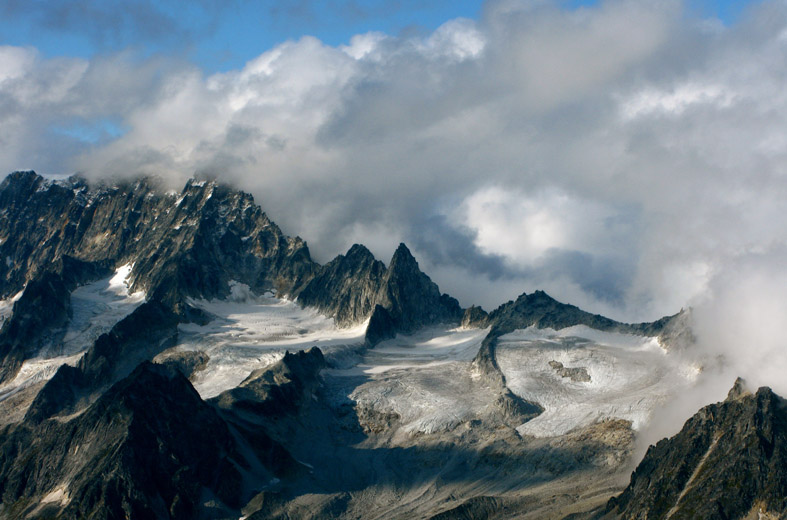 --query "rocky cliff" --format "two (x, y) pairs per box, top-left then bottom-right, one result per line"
(604, 378), (787, 519)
